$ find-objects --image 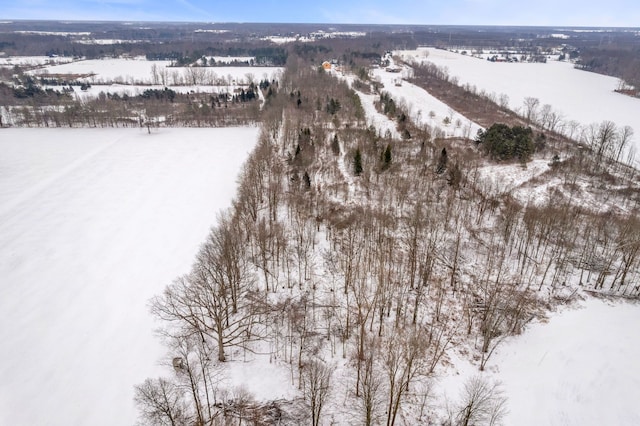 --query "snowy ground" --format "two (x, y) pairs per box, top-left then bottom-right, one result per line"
(399, 47), (640, 154)
(475, 158), (551, 198)
(370, 66), (483, 139)
(439, 297), (640, 425)
(493, 297), (640, 426)
(29, 58), (283, 85)
(340, 67), (480, 141)
(0, 55), (75, 68)
(0, 128), (257, 426)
